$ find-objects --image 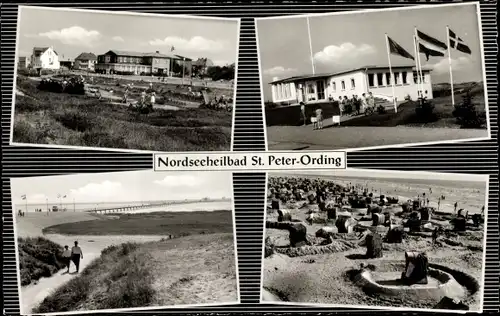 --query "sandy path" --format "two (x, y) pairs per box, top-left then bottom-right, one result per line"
(267, 125), (488, 150)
